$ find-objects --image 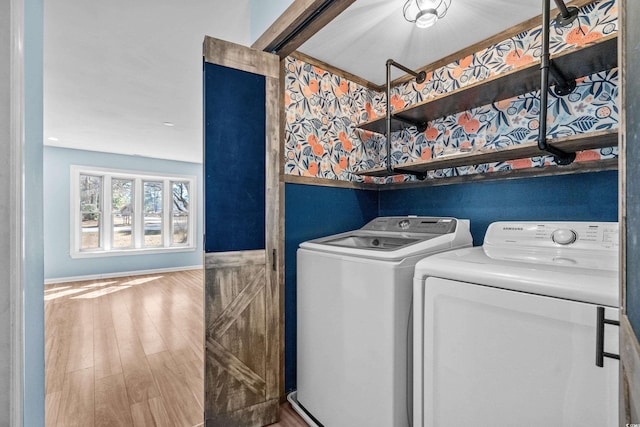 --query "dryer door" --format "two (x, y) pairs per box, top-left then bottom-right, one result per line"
(414, 277), (619, 427)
